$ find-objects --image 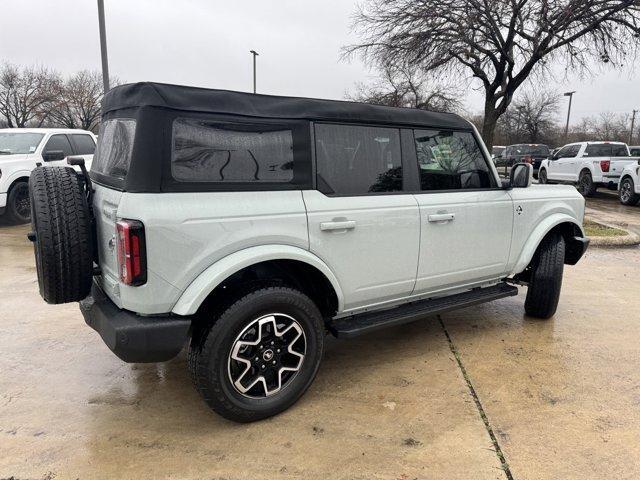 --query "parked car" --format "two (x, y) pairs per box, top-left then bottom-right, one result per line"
(629, 146), (640, 156)
(27, 82), (589, 422)
(0, 128), (96, 223)
(502, 144), (550, 176)
(491, 145), (505, 159)
(538, 141), (640, 196)
(618, 159), (640, 205)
